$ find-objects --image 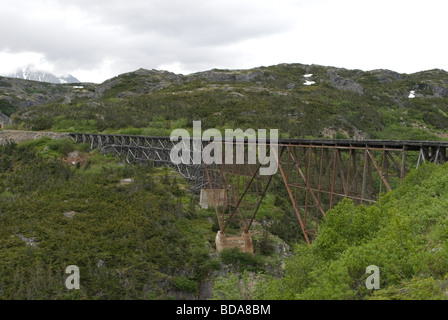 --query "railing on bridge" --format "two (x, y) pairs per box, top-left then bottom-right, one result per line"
(69, 132), (447, 252)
